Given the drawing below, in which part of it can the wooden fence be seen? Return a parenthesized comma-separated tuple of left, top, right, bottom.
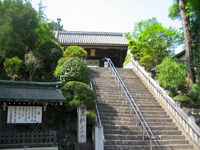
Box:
(0, 131, 57, 148)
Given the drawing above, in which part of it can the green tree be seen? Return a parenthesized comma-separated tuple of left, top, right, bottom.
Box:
(54, 57, 90, 85)
(38, 40, 62, 73)
(24, 51, 42, 81)
(37, 0, 47, 22)
(168, 0, 200, 88)
(156, 58, 186, 90)
(3, 56, 22, 81)
(123, 53, 131, 67)
(47, 21, 63, 31)
(36, 21, 54, 47)
(0, 0, 39, 59)
(128, 18, 182, 71)
(63, 46, 87, 59)
(188, 84, 200, 107)
(61, 81, 95, 111)
(173, 94, 190, 106)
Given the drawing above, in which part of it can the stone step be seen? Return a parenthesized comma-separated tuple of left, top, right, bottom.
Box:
(104, 139, 189, 146)
(94, 86, 148, 91)
(101, 116, 134, 121)
(99, 108, 166, 114)
(95, 93, 154, 97)
(96, 96, 156, 101)
(103, 124, 178, 131)
(101, 120, 175, 126)
(92, 82, 145, 86)
(98, 106, 164, 112)
(104, 134, 151, 140)
(99, 111, 167, 118)
(160, 135, 186, 140)
(94, 87, 150, 92)
(97, 101, 160, 106)
(104, 144, 193, 150)
(99, 112, 132, 117)
(104, 129, 182, 135)
(100, 114, 169, 119)
(101, 120, 175, 127)
(98, 103, 161, 108)
(101, 117, 173, 123)
(104, 134, 183, 141)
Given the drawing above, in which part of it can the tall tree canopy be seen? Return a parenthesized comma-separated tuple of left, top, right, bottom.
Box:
(47, 21, 64, 31)
(0, 0, 39, 59)
(127, 18, 182, 71)
(169, 0, 200, 88)
(0, 0, 63, 81)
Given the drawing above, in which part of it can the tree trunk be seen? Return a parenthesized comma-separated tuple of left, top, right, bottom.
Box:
(179, 0, 195, 89)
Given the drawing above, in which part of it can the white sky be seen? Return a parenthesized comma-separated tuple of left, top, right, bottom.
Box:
(31, 0, 184, 53)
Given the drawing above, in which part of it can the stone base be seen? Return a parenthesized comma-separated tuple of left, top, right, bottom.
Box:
(74, 143, 92, 150)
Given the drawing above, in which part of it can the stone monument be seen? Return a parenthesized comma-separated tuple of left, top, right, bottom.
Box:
(77, 104, 86, 143)
(75, 104, 91, 150)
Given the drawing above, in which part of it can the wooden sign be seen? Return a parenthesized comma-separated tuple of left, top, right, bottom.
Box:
(7, 106, 42, 124)
(90, 49, 95, 56)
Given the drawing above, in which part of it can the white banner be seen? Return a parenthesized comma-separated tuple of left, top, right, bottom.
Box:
(7, 106, 42, 124)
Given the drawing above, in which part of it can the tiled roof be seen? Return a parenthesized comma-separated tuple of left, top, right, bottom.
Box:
(0, 80, 66, 103)
(55, 31, 129, 46)
(172, 50, 185, 59)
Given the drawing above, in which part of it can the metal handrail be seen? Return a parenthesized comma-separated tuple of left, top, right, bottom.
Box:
(106, 58, 156, 143)
(90, 81, 102, 127)
(90, 81, 105, 143)
(130, 58, 200, 145)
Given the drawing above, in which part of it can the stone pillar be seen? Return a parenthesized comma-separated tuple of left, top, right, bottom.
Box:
(189, 116, 195, 124)
(131, 56, 134, 68)
(75, 104, 91, 150)
(77, 104, 87, 143)
(94, 125, 104, 150)
(175, 101, 181, 108)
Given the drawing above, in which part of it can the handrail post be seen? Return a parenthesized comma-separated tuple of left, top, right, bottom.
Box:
(142, 127, 144, 140)
(130, 104, 132, 115)
(150, 138, 152, 150)
(125, 97, 127, 105)
(135, 114, 138, 126)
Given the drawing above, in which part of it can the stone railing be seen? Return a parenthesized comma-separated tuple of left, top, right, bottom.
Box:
(129, 57, 200, 146)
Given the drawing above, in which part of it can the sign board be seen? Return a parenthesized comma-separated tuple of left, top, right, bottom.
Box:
(90, 49, 95, 56)
(7, 106, 42, 124)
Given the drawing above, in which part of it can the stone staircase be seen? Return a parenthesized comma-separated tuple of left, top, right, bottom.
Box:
(90, 67, 195, 150)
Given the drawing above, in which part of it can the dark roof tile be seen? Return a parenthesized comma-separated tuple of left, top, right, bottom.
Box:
(54, 31, 129, 46)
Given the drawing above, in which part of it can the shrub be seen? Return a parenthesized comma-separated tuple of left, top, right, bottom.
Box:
(140, 55, 154, 72)
(57, 57, 70, 66)
(61, 81, 96, 111)
(173, 94, 190, 106)
(86, 109, 95, 136)
(155, 58, 186, 90)
(24, 51, 42, 81)
(4, 56, 22, 81)
(63, 46, 87, 59)
(54, 57, 90, 85)
(188, 84, 200, 107)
